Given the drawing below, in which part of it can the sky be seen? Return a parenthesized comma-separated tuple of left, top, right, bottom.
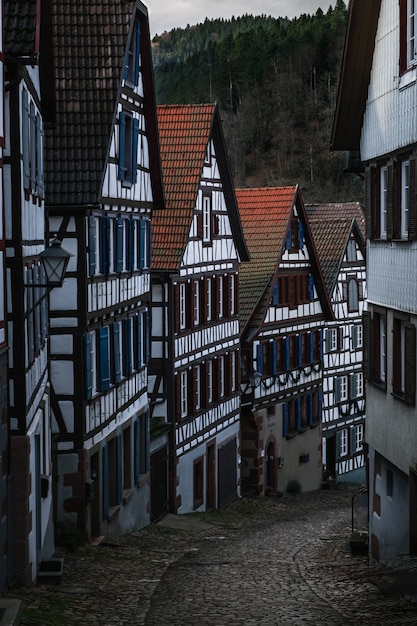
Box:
(147, 1, 335, 37)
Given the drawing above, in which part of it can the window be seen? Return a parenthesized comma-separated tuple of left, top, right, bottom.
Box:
(194, 365, 201, 411)
(351, 324, 363, 350)
(346, 239, 357, 262)
(334, 376, 348, 403)
(22, 89, 44, 199)
(193, 280, 200, 326)
(218, 356, 225, 398)
(392, 317, 416, 404)
(203, 195, 211, 242)
(347, 278, 359, 312)
(355, 423, 364, 452)
(180, 370, 188, 418)
(401, 159, 410, 239)
(230, 352, 237, 392)
(179, 283, 186, 330)
(98, 327, 111, 392)
(325, 328, 338, 352)
(339, 429, 348, 457)
(218, 276, 224, 319)
(123, 19, 141, 86)
(379, 165, 388, 239)
(230, 274, 236, 316)
(207, 360, 213, 404)
(118, 111, 139, 186)
(350, 372, 363, 399)
(206, 278, 212, 322)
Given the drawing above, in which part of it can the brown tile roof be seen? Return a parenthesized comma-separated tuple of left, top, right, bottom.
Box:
(4, 0, 37, 58)
(153, 103, 249, 271)
(236, 186, 297, 332)
(45, 0, 163, 208)
(306, 202, 366, 296)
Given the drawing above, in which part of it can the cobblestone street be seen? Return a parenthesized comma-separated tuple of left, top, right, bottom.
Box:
(8, 485, 417, 625)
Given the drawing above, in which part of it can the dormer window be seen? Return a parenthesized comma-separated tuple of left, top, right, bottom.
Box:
(118, 111, 139, 186)
(123, 19, 141, 86)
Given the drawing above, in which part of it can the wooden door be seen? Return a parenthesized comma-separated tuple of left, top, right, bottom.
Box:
(151, 446, 168, 522)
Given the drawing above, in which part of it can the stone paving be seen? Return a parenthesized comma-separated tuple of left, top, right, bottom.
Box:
(8, 484, 417, 625)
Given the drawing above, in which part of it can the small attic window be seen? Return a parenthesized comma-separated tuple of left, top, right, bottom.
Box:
(123, 19, 141, 86)
(118, 111, 139, 186)
(347, 239, 356, 262)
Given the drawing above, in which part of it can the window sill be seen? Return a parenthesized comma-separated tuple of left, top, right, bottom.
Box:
(399, 67, 417, 90)
(122, 488, 134, 505)
(108, 505, 120, 521)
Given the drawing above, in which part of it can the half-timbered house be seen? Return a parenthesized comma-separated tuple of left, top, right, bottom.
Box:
(149, 103, 249, 517)
(306, 203, 366, 484)
(4, 0, 55, 585)
(236, 186, 332, 496)
(332, 0, 417, 561)
(45, 0, 164, 543)
(0, 0, 7, 595)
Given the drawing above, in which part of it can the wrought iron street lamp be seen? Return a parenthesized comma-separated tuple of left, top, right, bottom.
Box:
(25, 237, 72, 289)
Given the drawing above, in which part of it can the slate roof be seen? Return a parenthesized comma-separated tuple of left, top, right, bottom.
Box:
(236, 186, 297, 333)
(4, 0, 38, 58)
(45, 0, 163, 208)
(306, 203, 366, 297)
(153, 103, 249, 271)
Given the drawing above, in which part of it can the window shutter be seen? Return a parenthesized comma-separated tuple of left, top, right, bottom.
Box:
(146, 219, 152, 268)
(336, 430, 342, 460)
(144, 309, 150, 365)
(88, 216, 96, 276)
(29, 101, 36, 191)
(101, 215, 110, 274)
(349, 373, 355, 400)
(282, 403, 289, 437)
(386, 162, 394, 240)
(318, 388, 323, 421)
(296, 334, 302, 368)
(197, 213, 203, 238)
(102, 443, 109, 520)
(272, 280, 279, 305)
(131, 118, 139, 184)
(116, 433, 122, 504)
(405, 322, 416, 406)
(116, 217, 124, 272)
(298, 220, 304, 248)
(270, 340, 277, 376)
(99, 327, 110, 391)
(409, 155, 417, 240)
(350, 426, 356, 455)
(134, 20, 141, 84)
(118, 112, 126, 181)
(36, 113, 44, 198)
(211, 212, 219, 236)
(113, 322, 121, 383)
(283, 337, 290, 371)
(319, 329, 324, 361)
(137, 313, 143, 368)
(295, 398, 302, 431)
(127, 219, 134, 271)
(84, 332, 93, 400)
(365, 165, 377, 240)
(256, 343, 263, 374)
(139, 218, 146, 269)
(175, 373, 181, 421)
(308, 274, 314, 300)
(334, 377, 341, 404)
(124, 317, 133, 375)
(134, 419, 140, 484)
(362, 310, 371, 381)
(22, 90, 30, 189)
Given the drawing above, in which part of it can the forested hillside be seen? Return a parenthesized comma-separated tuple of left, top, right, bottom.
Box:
(152, 1, 363, 204)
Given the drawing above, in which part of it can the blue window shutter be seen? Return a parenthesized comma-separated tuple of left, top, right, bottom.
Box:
(283, 403, 289, 437)
(284, 337, 290, 371)
(308, 274, 314, 300)
(118, 112, 126, 181)
(116, 217, 124, 272)
(144, 309, 150, 364)
(296, 334, 302, 368)
(127, 219, 134, 271)
(88, 216, 96, 276)
(99, 327, 110, 391)
(102, 443, 109, 520)
(113, 322, 121, 383)
(308, 331, 314, 363)
(285, 228, 291, 250)
(146, 219, 152, 268)
(270, 340, 277, 375)
(134, 419, 140, 484)
(101, 215, 109, 274)
(295, 398, 302, 431)
(84, 332, 93, 400)
(116, 433, 122, 505)
(307, 394, 313, 426)
(139, 219, 146, 269)
(132, 118, 139, 184)
(29, 101, 36, 191)
(272, 280, 279, 305)
(124, 317, 133, 375)
(256, 343, 263, 374)
(134, 20, 141, 84)
(137, 313, 142, 368)
(298, 220, 304, 248)
(144, 411, 149, 472)
(22, 90, 30, 189)
(36, 113, 44, 198)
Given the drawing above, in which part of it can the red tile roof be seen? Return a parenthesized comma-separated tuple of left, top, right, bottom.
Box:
(236, 186, 297, 331)
(152, 104, 216, 271)
(306, 203, 365, 296)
